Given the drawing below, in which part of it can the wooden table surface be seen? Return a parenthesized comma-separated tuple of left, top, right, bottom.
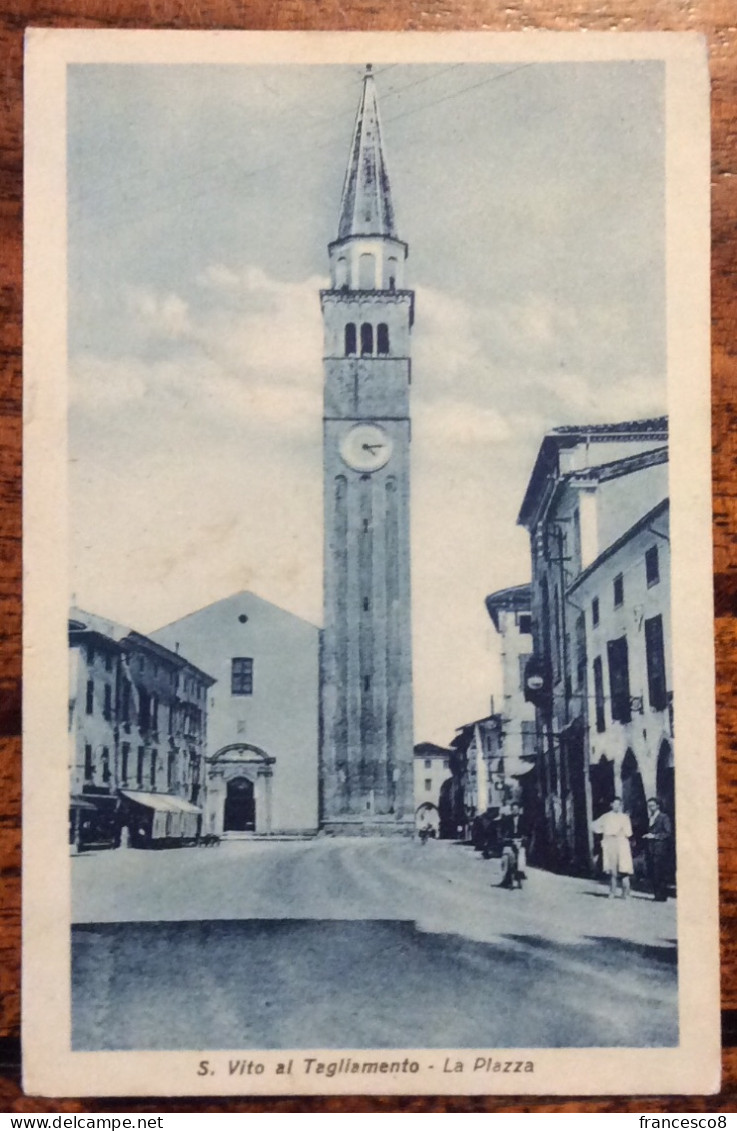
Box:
(1, 0, 735, 1113)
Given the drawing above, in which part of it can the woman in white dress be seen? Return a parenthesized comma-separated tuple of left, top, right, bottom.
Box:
(592, 796, 634, 898)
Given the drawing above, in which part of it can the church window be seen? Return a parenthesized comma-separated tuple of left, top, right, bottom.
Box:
(360, 322, 373, 355)
(344, 322, 357, 356)
(377, 323, 389, 355)
(385, 256, 398, 289)
(336, 256, 348, 289)
(358, 253, 375, 289)
(231, 657, 254, 696)
(363, 597, 370, 611)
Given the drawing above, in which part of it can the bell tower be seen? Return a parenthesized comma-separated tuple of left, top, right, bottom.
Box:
(319, 66, 414, 834)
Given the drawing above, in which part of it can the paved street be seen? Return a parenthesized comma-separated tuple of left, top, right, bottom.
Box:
(72, 837, 677, 1050)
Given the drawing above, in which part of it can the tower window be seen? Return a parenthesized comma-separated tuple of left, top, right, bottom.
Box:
(363, 597, 370, 611)
(345, 322, 357, 356)
(385, 256, 398, 290)
(232, 657, 254, 696)
(377, 323, 389, 355)
(360, 322, 373, 356)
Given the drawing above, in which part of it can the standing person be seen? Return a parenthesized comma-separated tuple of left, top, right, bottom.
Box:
(642, 797, 673, 901)
(498, 803, 527, 887)
(592, 797, 634, 898)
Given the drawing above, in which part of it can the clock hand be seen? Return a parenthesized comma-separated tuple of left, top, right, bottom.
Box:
(362, 443, 384, 454)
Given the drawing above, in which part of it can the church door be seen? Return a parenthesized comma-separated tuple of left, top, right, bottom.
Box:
(224, 776, 256, 832)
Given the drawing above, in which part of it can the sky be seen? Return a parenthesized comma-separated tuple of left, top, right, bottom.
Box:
(67, 59, 667, 744)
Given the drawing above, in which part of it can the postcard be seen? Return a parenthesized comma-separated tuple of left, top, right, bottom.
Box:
(22, 29, 719, 1096)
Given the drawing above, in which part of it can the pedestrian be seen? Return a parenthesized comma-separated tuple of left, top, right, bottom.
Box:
(497, 803, 527, 886)
(592, 797, 634, 898)
(642, 797, 673, 901)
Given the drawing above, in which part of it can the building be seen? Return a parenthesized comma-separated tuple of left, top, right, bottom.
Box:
(517, 417, 669, 873)
(413, 742, 452, 834)
(485, 584, 539, 840)
(444, 715, 504, 841)
(568, 499, 673, 856)
(69, 608, 214, 850)
(150, 590, 320, 837)
(319, 65, 414, 834)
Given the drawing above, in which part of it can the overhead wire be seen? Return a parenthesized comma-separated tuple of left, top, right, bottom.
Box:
(68, 62, 534, 234)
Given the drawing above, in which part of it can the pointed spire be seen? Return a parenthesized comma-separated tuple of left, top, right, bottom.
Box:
(337, 65, 397, 240)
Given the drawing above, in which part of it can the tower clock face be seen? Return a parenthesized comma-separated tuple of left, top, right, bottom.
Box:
(339, 424, 393, 473)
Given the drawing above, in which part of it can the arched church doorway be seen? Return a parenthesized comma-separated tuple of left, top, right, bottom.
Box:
(224, 776, 256, 833)
(621, 748, 648, 838)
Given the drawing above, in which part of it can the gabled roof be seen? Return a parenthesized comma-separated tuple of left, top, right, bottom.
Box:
(414, 741, 453, 759)
(517, 417, 668, 530)
(567, 498, 670, 596)
(337, 66, 397, 240)
(485, 584, 531, 631)
(69, 606, 215, 685)
(151, 589, 320, 634)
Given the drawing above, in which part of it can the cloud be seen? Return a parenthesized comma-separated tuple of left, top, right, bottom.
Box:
(416, 396, 512, 448)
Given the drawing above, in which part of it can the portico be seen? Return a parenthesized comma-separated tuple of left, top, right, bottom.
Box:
(206, 743, 275, 837)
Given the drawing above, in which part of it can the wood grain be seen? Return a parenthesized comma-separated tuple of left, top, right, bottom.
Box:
(1, 0, 735, 1111)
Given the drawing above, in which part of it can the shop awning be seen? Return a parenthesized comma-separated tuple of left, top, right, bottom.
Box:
(120, 790, 202, 815)
(70, 795, 100, 811)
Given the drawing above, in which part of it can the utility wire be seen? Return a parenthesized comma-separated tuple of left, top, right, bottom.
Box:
(69, 63, 533, 235)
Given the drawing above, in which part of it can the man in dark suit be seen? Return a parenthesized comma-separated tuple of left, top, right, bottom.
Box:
(643, 797, 673, 901)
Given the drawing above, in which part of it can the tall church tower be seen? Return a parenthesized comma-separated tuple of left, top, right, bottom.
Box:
(319, 66, 414, 834)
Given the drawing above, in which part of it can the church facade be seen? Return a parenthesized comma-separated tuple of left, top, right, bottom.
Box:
(151, 591, 320, 838)
(319, 67, 415, 834)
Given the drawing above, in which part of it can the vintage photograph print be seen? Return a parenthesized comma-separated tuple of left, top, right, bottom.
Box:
(23, 31, 718, 1096)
